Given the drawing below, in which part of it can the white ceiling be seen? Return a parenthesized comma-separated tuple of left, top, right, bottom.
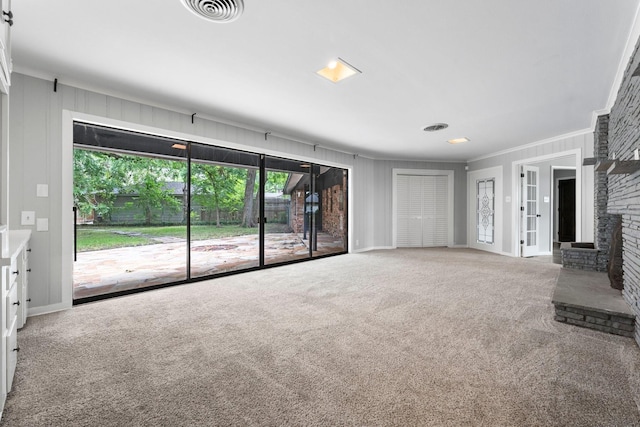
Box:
(10, 0, 640, 161)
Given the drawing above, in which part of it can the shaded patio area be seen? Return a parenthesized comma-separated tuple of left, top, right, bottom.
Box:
(73, 232, 346, 299)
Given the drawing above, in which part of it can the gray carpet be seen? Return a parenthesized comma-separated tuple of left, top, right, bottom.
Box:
(2, 248, 640, 426)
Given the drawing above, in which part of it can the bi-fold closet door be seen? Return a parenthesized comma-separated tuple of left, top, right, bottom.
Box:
(396, 174, 449, 247)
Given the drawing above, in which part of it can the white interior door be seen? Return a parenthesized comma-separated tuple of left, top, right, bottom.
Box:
(397, 175, 421, 247)
(522, 165, 540, 256)
(396, 175, 448, 247)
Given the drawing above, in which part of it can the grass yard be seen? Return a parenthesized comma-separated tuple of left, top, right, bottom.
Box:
(77, 224, 260, 252)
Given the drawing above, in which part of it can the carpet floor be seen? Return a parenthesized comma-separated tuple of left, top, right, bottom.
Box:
(2, 248, 639, 426)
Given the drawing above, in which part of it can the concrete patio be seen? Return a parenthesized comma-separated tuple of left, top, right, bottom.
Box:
(73, 232, 345, 299)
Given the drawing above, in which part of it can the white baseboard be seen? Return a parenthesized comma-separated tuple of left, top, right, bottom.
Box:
(353, 246, 394, 253)
(450, 244, 468, 249)
(28, 301, 72, 317)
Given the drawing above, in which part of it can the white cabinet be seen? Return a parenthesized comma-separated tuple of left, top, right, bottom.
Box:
(0, 0, 11, 94)
(0, 229, 30, 414)
(16, 243, 29, 329)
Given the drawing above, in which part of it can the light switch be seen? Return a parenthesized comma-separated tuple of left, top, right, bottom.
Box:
(21, 211, 35, 226)
(505, 196, 511, 203)
(543, 196, 550, 203)
(37, 218, 49, 232)
(37, 184, 49, 197)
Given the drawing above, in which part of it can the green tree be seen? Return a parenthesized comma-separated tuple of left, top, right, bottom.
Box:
(125, 157, 184, 225)
(265, 171, 289, 193)
(73, 149, 128, 221)
(191, 164, 243, 227)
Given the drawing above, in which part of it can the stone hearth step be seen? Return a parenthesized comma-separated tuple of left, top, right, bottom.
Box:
(552, 268, 635, 337)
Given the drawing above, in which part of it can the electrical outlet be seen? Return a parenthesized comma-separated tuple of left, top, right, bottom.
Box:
(21, 211, 35, 226)
(356, 239, 359, 246)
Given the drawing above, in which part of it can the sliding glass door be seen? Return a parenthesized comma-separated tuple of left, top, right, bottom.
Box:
(72, 122, 348, 302)
(264, 157, 311, 265)
(73, 125, 188, 299)
(189, 143, 260, 278)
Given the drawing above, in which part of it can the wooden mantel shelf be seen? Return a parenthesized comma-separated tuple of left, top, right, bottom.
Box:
(582, 157, 597, 166)
(595, 159, 615, 171)
(607, 159, 640, 175)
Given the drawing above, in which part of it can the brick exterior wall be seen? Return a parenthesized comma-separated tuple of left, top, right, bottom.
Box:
(321, 177, 347, 239)
(289, 190, 305, 233)
(607, 38, 640, 345)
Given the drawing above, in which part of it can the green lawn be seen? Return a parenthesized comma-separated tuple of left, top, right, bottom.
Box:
(77, 224, 259, 252)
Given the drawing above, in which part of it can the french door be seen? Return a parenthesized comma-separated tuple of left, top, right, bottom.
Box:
(522, 165, 540, 257)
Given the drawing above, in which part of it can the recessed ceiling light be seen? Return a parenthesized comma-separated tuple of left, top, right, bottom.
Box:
(423, 123, 449, 132)
(447, 137, 470, 144)
(317, 58, 361, 83)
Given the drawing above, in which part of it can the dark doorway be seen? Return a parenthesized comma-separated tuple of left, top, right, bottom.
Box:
(557, 178, 576, 242)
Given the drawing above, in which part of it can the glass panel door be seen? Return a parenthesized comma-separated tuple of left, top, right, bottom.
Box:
(73, 124, 188, 299)
(264, 157, 311, 265)
(476, 178, 495, 244)
(522, 165, 540, 257)
(314, 165, 349, 255)
(189, 143, 260, 278)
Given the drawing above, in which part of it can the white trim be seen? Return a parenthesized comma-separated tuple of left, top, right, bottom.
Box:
(606, 1, 640, 110)
(450, 244, 469, 249)
(467, 166, 503, 255)
(61, 110, 74, 310)
(392, 168, 455, 248)
(468, 128, 592, 163)
(511, 149, 582, 257)
(352, 246, 394, 253)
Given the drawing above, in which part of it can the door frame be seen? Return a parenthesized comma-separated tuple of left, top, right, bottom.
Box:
(61, 110, 353, 311)
(392, 168, 454, 248)
(511, 149, 582, 257)
(552, 167, 576, 244)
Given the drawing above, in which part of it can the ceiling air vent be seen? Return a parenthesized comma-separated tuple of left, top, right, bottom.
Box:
(423, 123, 449, 132)
(182, 0, 245, 23)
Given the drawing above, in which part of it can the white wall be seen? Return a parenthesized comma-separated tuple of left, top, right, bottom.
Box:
(9, 73, 376, 314)
(468, 132, 594, 256)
